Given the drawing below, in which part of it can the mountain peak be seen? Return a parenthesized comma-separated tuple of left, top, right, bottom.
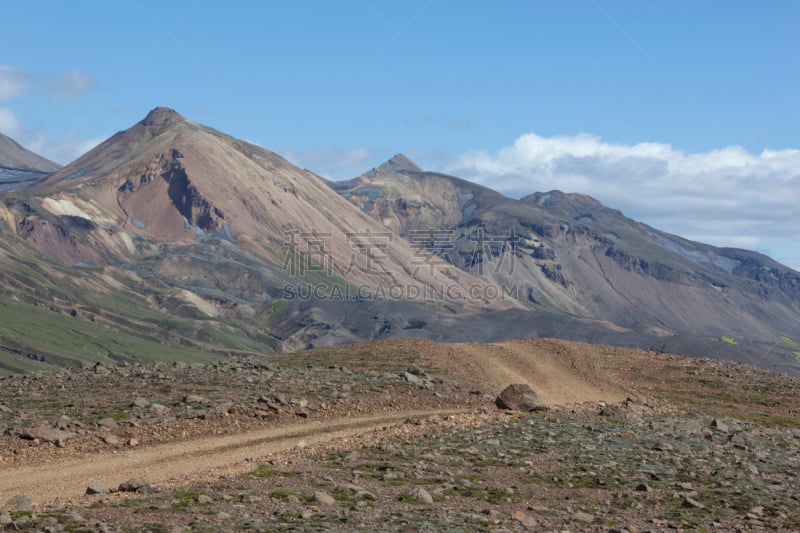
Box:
(380, 153, 422, 173)
(140, 107, 185, 127)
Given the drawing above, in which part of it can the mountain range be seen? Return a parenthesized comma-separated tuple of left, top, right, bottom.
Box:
(0, 132, 60, 193)
(1, 108, 798, 375)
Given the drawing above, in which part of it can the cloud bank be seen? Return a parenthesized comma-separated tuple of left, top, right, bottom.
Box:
(0, 66, 100, 164)
(443, 133, 800, 270)
(0, 65, 96, 101)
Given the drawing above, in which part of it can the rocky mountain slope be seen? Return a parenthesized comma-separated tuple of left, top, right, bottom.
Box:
(333, 155, 800, 371)
(0, 109, 799, 375)
(0, 133, 60, 192)
(19, 108, 501, 306)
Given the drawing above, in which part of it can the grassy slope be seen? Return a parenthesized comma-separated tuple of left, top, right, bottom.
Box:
(0, 233, 280, 375)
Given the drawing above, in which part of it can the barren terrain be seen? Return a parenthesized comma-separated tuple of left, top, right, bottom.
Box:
(1, 338, 799, 531)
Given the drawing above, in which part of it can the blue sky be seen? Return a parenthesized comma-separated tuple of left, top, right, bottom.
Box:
(1, 1, 799, 269)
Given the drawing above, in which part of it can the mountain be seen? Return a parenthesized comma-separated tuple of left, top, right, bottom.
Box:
(0, 133, 60, 192)
(332, 155, 800, 372)
(2, 110, 799, 376)
(0, 108, 538, 373)
(22, 108, 505, 307)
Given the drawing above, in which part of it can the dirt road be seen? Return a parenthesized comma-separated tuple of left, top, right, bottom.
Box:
(423, 339, 629, 405)
(0, 408, 468, 506)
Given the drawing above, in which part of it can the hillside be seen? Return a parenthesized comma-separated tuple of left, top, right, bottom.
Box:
(332, 156, 800, 372)
(0, 133, 60, 192)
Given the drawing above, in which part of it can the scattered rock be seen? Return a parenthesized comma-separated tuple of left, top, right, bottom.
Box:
(150, 403, 169, 415)
(59, 510, 86, 525)
(313, 491, 336, 505)
(412, 486, 434, 504)
(118, 478, 148, 492)
(406, 365, 427, 377)
(711, 418, 730, 433)
(18, 425, 76, 445)
(102, 434, 121, 446)
(573, 511, 595, 523)
(184, 394, 205, 404)
(132, 397, 149, 408)
(97, 418, 119, 429)
(86, 482, 109, 495)
(495, 384, 546, 412)
(401, 371, 426, 386)
(682, 496, 706, 509)
(6, 495, 31, 512)
(197, 494, 213, 504)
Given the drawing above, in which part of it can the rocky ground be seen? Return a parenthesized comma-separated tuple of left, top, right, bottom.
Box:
(1, 338, 799, 532)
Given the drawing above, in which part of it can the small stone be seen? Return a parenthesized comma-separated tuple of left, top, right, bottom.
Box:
(86, 482, 109, 495)
(301, 508, 314, 519)
(102, 434, 121, 446)
(59, 510, 86, 526)
(511, 510, 526, 521)
(97, 418, 118, 429)
(401, 371, 426, 386)
(128, 438, 139, 447)
(682, 497, 705, 509)
(216, 511, 231, 521)
(412, 486, 434, 505)
(355, 490, 376, 500)
(136, 484, 157, 494)
(132, 397, 149, 408)
(150, 403, 169, 415)
(0, 511, 13, 526)
(184, 394, 205, 404)
(197, 494, 213, 504)
(572, 511, 594, 523)
(7, 495, 31, 512)
(635, 483, 651, 492)
(18, 425, 76, 445)
(313, 491, 336, 505)
(406, 364, 426, 377)
(711, 418, 729, 433)
(118, 478, 148, 492)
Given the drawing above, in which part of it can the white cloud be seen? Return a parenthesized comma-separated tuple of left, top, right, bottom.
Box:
(0, 65, 96, 101)
(49, 71, 96, 100)
(0, 107, 21, 137)
(280, 145, 376, 180)
(444, 132, 800, 269)
(0, 66, 30, 100)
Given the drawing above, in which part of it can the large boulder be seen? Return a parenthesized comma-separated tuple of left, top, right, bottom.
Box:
(495, 384, 547, 412)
